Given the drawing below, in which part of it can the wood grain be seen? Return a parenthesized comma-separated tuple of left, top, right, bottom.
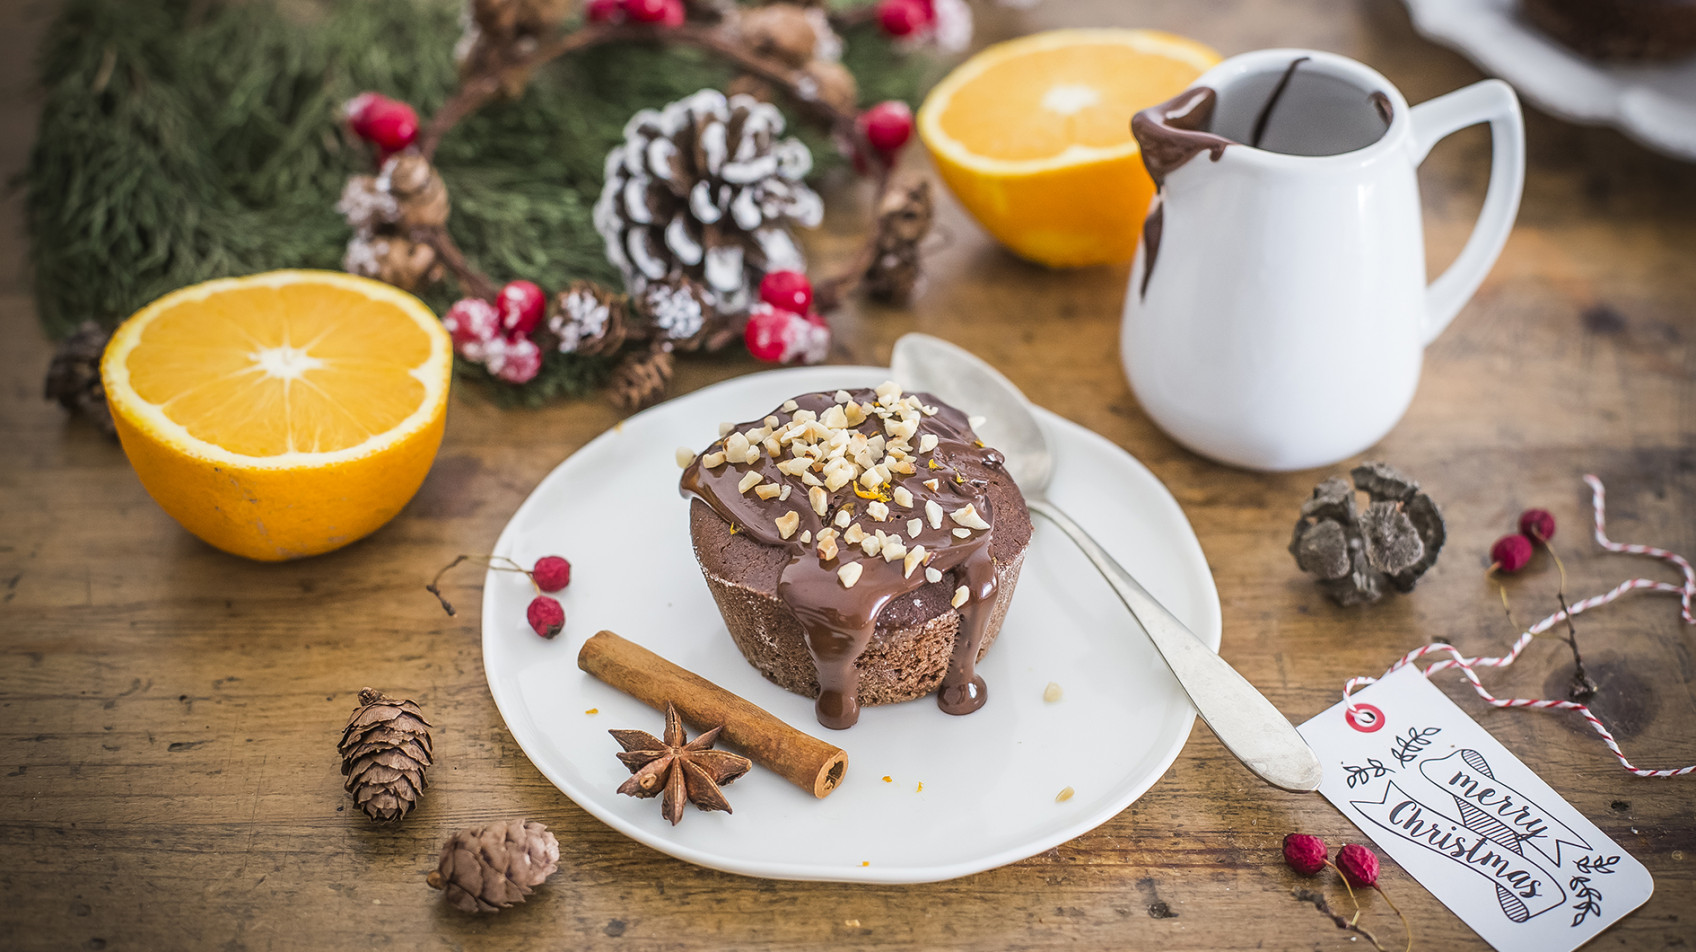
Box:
(3, 2, 1693, 949)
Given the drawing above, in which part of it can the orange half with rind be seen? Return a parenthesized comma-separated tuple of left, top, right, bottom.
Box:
(918, 29, 1220, 268)
(101, 270, 453, 561)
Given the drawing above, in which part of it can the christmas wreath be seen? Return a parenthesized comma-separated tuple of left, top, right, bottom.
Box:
(29, 0, 988, 416)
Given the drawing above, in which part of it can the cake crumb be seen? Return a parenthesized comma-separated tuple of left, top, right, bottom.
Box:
(844, 919, 861, 928)
(1044, 682, 1063, 703)
(1056, 786, 1075, 803)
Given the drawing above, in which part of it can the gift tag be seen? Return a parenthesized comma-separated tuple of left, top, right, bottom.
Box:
(1298, 666, 1653, 952)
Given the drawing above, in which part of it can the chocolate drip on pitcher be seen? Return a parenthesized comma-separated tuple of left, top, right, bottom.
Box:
(1130, 87, 1233, 298)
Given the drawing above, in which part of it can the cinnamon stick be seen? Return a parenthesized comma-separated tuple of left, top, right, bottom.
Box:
(577, 630, 848, 798)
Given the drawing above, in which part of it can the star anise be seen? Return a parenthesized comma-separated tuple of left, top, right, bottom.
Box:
(609, 703, 751, 825)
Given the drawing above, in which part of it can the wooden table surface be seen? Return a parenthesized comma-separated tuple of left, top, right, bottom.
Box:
(4, 1, 1694, 949)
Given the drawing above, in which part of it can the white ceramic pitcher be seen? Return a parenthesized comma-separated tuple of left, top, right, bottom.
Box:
(1120, 49, 1524, 471)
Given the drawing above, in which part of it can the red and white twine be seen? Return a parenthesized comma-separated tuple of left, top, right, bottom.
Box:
(1344, 475, 1696, 778)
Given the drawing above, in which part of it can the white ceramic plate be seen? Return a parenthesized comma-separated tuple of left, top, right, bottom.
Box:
(481, 366, 1221, 883)
(1403, 0, 1696, 160)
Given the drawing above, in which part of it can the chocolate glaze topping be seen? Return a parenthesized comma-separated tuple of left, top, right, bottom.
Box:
(680, 387, 1009, 730)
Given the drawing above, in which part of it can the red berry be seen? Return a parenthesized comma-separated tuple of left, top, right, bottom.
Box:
(1282, 833, 1327, 876)
(1336, 843, 1380, 888)
(876, 0, 932, 37)
(585, 0, 623, 22)
(1519, 508, 1556, 543)
(532, 555, 571, 592)
(497, 280, 547, 337)
(527, 595, 565, 639)
(758, 270, 813, 314)
(1490, 534, 1533, 573)
(745, 304, 830, 365)
(442, 298, 501, 355)
(345, 93, 418, 153)
(626, 0, 683, 25)
(490, 336, 543, 384)
(859, 100, 915, 154)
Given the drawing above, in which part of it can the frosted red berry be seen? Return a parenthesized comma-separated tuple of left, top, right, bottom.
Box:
(745, 303, 830, 365)
(497, 280, 547, 337)
(626, 0, 683, 25)
(1336, 843, 1380, 887)
(859, 100, 915, 154)
(758, 270, 813, 314)
(1519, 508, 1556, 543)
(345, 93, 418, 153)
(585, 0, 623, 22)
(491, 336, 543, 385)
(1490, 534, 1533, 573)
(1282, 833, 1327, 876)
(532, 556, 571, 592)
(442, 298, 501, 354)
(527, 595, 565, 639)
(876, 0, 932, 37)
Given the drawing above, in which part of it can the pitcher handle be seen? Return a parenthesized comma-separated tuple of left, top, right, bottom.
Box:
(1408, 79, 1525, 345)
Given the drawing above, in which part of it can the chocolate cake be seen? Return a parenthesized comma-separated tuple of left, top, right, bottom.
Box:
(1521, 0, 1696, 61)
(679, 383, 1031, 730)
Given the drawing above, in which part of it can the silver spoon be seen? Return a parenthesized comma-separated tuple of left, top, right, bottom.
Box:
(891, 333, 1323, 793)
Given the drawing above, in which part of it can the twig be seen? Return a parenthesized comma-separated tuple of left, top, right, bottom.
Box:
(415, 228, 500, 301)
(1293, 889, 1385, 952)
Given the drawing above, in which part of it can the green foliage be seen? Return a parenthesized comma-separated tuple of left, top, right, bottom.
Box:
(25, 0, 938, 399)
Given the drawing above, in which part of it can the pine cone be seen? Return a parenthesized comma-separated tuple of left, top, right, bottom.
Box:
(738, 3, 818, 67)
(339, 687, 433, 823)
(797, 59, 858, 114)
(547, 281, 629, 356)
(608, 346, 675, 412)
(44, 321, 116, 437)
(426, 818, 559, 914)
(593, 89, 822, 319)
(344, 235, 442, 292)
(635, 274, 738, 351)
(1289, 462, 1446, 606)
(863, 177, 933, 303)
(456, 0, 573, 98)
(381, 154, 451, 230)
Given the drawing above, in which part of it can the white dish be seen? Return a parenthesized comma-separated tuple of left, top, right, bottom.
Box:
(1403, 0, 1696, 160)
(480, 365, 1221, 883)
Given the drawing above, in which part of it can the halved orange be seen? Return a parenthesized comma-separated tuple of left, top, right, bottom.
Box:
(101, 270, 453, 561)
(918, 29, 1220, 268)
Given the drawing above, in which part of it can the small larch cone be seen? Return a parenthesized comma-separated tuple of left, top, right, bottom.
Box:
(427, 818, 560, 914)
(339, 687, 433, 822)
(608, 346, 675, 412)
(44, 320, 116, 437)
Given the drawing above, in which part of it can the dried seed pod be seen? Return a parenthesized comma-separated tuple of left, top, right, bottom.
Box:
(1289, 462, 1445, 606)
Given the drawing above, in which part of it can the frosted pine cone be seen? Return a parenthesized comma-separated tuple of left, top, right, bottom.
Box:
(593, 89, 822, 319)
(547, 281, 628, 356)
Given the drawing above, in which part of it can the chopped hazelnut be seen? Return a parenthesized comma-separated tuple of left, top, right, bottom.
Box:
(860, 535, 882, 557)
(918, 434, 939, 454)
(781, 399, 799, 413)
(719, 421, 735, 437)
(843, 402, 867, 426)
(907, 518, 923, 537)
(775, 510, 800, 539)
(925, 500, 944, 530)
(866, 500, 890, 522)
(903, 545, 927, 578)
(755, 483, 782, 500)
(953, 528, 972, 539)
(737, 471, 762, 494)
(892, 486, 914, 508)
(952, 586, 969, 608)
(676, 446, 696, 468)
(881, 539, 906, 563)
(949, 504, 991, 531)
(924, 567, 943, 584)
(838, 562, 863, 588)
(834, 389, 853, 403)
(843, 523, 866, 545)
(702, 452, 727, 469)
(800, 529, 812, 544)
(924, 478, 939, 491)
(834, 508, 853, 528)
(1043, 682, 1063, 703)
(809, 486, 828, 517)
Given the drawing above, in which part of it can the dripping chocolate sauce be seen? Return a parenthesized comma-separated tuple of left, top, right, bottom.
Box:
(680, 389, 1004, 730)
(1130, 59, 1395, 299)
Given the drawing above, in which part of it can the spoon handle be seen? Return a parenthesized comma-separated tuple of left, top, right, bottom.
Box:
(1027, 499, 1323, 793)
